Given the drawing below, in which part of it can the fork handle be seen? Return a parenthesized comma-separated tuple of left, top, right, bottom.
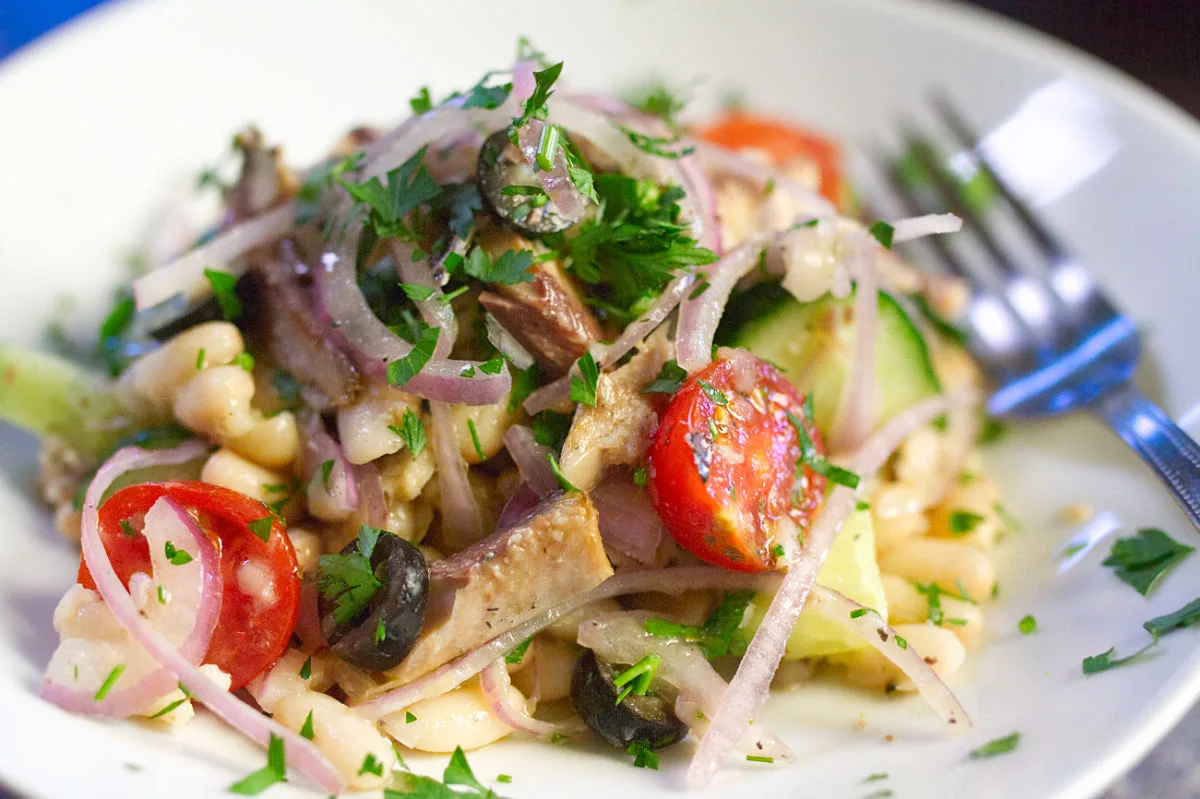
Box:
(1093, 383, 1200, 531)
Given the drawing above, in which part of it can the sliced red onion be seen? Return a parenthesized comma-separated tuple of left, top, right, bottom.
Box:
(807, 586, 971, 729)
(299, 414, 358, 521)
(354, 567, 765, 719)
(429, 400, 485, 550)
(517, 120, 588, 220)
(677, 151, 722, 254)
(590, 471, 664, 564)
(42, 491, 222, 717)
(359, 101, 515, 184)
(827, 236, 880, 454)
(391, 241, 457, 359)
(314, 247, 510, 405)
(685, 392, 959, 789)
(561, 92, 633, 116)
(521, 374, 572, 415)
(676, 232, 771, 372)
(511, 60, 537, 106)
(502, 425, 559, 498)
(577, 612, 793, 761)
(78, 444, 344, 793)
(891, 213, 963, 243)
(133, 202, 294, 311)
(496, 483, 541, 530)
(479, 660, 587, 738)
(351, 461, 388, 530)
(485, 314, 535, 371)
(601, 271, 694, 369)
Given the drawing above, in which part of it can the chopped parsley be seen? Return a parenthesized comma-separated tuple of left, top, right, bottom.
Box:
(979, 415, 1008, 445)
(359, 753, 384, 777)
(994, 502, 1021, 532)
(467, 419, 486, 461)
(204, 269, 242, 321)
(625, 83, 689, 126)
(633, 466, 649, 487)
(496, 774, 513, 784)
(232, 352, 255, 372)
(409, 86, 433, 115)
(1018, 615, 1037, 634)
(771, 543, 785, 558)
(913, 581, 973, 626)
(626, 740, 659, 770)
(895, 635, 908, 650)
(318, 460, 335, 491)
(94, 664, 126, 701)
(157, 585, 167, 605)
(147, 694, 188, 719)
(299, 657, 312, 680)
(375, 617, 387, 645)
(617, 125, 694, 159)
(406, 711, 418, 724)
(745, 755, 774, 764)
(1102, 528, 1193, 596)
(119, 519, 136, 538)
(856, 500, 871, 511)
(195, 348, 206, 371)
(864, 773, 889, 782)
(338, 146, 441, 241)
(969, 732, 1021, 759)
(247, 516, 275, 543)
(480, 356, 506, 375)
(399, 283, 436, 302)
(512, 61, 563, 130)
(612, 654, 662, 705)
(642, 359, 688, 395)
(461, 247, 536, 285)
(505, 637, 533, 665)
(385, 746, 509, 798)
(299, 710, 315, 741)
(318, 526, 388, 625)
(1144, 596, 1200, 637)
(272, 370, 303, 410)
(644, 590, 755, 659)
(97, 290, 136, 376)
(949, 510, 985, 535)
(696, 379, 729, 406)
(546, 452, 578, 492)
(387, 408, 427, 457)
(532, 410, 572, 451)
(229, 732, 286, 795)
(569, 351, 600, 406)
(868, 221, 895, 249)
(786, 407, 861, 489)
(387, 325, 440, 388)
(849, 607, 874, 619)
(1082, 640, 1159, 675)
(163, 541, 193, 566)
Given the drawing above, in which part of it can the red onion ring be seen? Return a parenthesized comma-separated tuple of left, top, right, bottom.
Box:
(299, 414, 358, 520)
(589, 471, 664, 564)
(479, 660, 587, 738)
(79, 443, 344, 793)
(484, 314, 535, 371)
(807, 586, 972, 729)
(390, 241, 457, 359)
(684, 392, 963, 789)
(429, 400, 485, 550)
(41, 492, 222, 717)
(600, 271, 694, 370)
(353, 566, 765, 719)
(502, 425, 558, 499)
(677, 151, 722, 255)
(511, 60, 537, 106)
(351, 461, 388, 530)
(496, 483, 541, 530)
(314, 248, 511, 405)
(827, 238, 880, 454)
(521, 374, 572, 415)
(517, 119, 588, 220)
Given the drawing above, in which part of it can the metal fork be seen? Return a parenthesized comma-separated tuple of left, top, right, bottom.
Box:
(875, 95, 1200, 531)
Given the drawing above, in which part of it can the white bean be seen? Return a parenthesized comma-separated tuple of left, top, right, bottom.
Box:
(117, 322, 244, 416)
(287, 527, 323, 576)
(228, 412, 300, 470)
(200, 448, 286, 504)
(871, 482, 930, 551)
(173, 365, 258, 441)
(381, 681, 515, 753)
(452, 401, 519, 464)
(930, 475, 1002, 548)
(510, 635, 578, 704)
(881, 574, 927, 625)
(274, 692, 395, 790)
(878, 538, 996, 600)
(938, 596, 984, 649)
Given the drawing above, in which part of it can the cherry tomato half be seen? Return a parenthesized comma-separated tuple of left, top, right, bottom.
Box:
(647, 353, 826, 572)
(78, 481, 301, 689)
(698, 112, 846, 209)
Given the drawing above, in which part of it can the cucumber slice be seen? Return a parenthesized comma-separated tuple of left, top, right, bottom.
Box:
(0, 343, 133, 458)
(736, 509, 887, 658)
(724, 286, 940, 434)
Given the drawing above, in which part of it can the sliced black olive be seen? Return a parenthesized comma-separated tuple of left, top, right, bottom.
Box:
(570, 649, 687, 750)
(477, 129, 581, 236)
(318, 532, 429, 671)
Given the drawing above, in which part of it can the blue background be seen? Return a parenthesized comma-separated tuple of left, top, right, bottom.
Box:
(0, 0, 105, 58)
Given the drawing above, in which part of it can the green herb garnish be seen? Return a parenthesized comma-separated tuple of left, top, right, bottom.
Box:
(644, 590, 755, 659)
(204, 269, 242, 321)
(163, 541, 193, 566)
(318, 526, 388, 625)
(1102, 528, 1194, 597)
(247, 516, 274, 543)
(570, 351, 600, 407)
(387, 325, 440, 388)
(228, 733, 286, 795)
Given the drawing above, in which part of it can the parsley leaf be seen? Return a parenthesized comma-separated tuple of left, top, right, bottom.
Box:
(1144, 596, 1200, 637)
(94, 664, 125, 701)
(617, 125, 694, 159)
(359, 753, 384, 777)
(644, 590, 755, 659)
(625, 83, 689, 126)
(869, 221, 895, 249)
(467, 419, 486, 461)
(229, 733, 286, 795)
(388, 326, 440, 388)
(299, 657, 312, 680)
(513, 62, 564, 130)
(949, 510, 985, 535)
(163, 541, 193, 566)
(247, 516, 275, 543)
(627, 740, 659, 769)
(462, 248, 536, 285)
(1102, 528, 1194, 596)
(399, 283, 437, 302)
(388, 408, 427, 457)
(1082, 640, 1160, 675)
(299, 710, 315, 741)
(204, 269, 242, 321)
(696, 379, 729, 406)
(532, 410, 571, 451)
(570, 352, 600, 406)
(1018, 615, 1037, 634)
(410, 86, 434, 115)
(505, 638, 533, 665)
(969, 732, 1021, 759)
(339, 146, 442, 241)
(546, 452, 578, 492)
(642, 359, 688, 395)
(317, 526, 388, 625)
(786, 410, 861, 489)
(444, 746, 489, 793)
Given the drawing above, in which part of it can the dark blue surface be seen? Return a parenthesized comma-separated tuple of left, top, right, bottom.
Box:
(0, 0, 107, 59)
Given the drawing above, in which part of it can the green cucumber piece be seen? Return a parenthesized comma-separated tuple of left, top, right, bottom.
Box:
(725, 286, 940, 434)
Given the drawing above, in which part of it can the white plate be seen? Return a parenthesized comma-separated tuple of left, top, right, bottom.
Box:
(3, 1, 1200, 797)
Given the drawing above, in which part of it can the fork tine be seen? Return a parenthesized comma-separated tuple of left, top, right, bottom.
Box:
(931, 93, 1065, 260)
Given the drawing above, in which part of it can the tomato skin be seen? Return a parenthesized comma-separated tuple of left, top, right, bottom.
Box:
(698, 112, 845, 208)
(78, 481, 301, 689)
(647, 354, 826, 572)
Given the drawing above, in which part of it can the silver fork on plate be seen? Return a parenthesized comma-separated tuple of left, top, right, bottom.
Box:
(874, 95, 1200, 530)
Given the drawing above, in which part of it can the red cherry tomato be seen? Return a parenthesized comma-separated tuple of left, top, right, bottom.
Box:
(698, 112, 846, 209)
(78, 481, 301, 689)
(647, 353, 826, 572)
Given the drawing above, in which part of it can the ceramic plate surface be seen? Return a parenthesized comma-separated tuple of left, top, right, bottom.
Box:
(3, 1, 1200, 797)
